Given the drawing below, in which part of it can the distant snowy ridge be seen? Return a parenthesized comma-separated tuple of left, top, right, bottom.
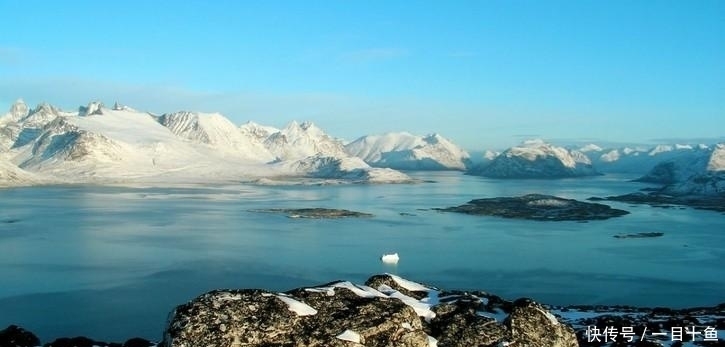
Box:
(345, 132, 471, 170)
(584, 143, 710, 174)
(0, 100, 412, 186)
(578, 144, 603, 153)
(468, 139, 599, 178)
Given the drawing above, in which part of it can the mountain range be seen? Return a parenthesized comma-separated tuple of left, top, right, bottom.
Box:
(1, 99, 723, 194)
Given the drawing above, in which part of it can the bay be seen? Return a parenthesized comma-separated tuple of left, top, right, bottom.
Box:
(0, 171, 723, 341)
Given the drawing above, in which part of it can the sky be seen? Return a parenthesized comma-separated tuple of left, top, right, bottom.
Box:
(0, 0, 723, 150)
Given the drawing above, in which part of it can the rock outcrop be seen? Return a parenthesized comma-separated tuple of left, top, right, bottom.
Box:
(162, 274, 578, 347)
(3, 274, 724, 347)
(0, 325, 40, 347)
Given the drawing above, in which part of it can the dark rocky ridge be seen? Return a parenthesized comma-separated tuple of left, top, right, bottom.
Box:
(437, 194, 630, 221)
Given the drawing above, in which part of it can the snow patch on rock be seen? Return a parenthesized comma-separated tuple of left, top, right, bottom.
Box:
(335, 329, 361, 343)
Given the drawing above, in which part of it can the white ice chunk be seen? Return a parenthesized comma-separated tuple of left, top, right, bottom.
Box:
(381, 253, 400, 264)
(336, 329, 361, 343)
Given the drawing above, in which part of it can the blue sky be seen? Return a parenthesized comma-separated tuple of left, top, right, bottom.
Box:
(1, 0, 723, 149)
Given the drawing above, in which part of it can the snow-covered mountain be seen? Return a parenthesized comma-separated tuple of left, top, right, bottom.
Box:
(264, 121, 348, 160)
(157, 111, 274, 162)
(0, 100, 412, 185)
(643, 144, 725, 196)
(468, 139, 600, 178)
(0, 101, 65, 151)
(271, 154, 412, 183)
(345, 132, 471, 170)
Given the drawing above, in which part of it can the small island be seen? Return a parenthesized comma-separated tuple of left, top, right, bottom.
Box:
(250, 208, 374, 219)
(613, 232, 664, 239)
(437, 194, 629, 221)
(592, 192, 725, 213)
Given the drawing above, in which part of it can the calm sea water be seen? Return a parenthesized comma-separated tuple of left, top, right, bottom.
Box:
(1, 172, 724, 341)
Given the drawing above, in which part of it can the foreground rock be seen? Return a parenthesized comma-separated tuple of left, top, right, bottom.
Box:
(437, 194, 629, 221)
(162, 274, 578, 347)
(3, 274, 724, 347)
(250, 208, 374, 218)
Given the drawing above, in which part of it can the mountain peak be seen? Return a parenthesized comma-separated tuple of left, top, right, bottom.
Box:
(11, 98, 27, 109)
(31, 102, 60, 116)
(79, 101, 104, 117)
(0, 98, 30, 124)
(9, 99, 29, 117)
(282, 120, 322, 137)
(300, 121, 315, 130)
(423, 133, 443, 144)
(521, 139, 547, 146)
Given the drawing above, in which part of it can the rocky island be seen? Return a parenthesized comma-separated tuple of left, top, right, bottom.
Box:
(436, 194, 629, 221)
(250, 208, 374, 218)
